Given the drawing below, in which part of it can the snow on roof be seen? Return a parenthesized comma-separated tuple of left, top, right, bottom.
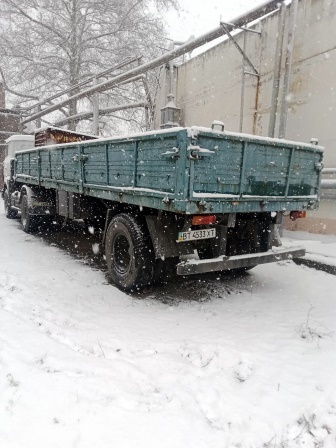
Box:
(6, 134, 35, 143)
(34, 126, 97, 138)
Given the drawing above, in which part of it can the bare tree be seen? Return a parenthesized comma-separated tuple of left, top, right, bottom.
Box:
(0, 0, 178, 132)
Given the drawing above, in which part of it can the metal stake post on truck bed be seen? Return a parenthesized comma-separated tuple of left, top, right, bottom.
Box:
(2, 125, 323, 291)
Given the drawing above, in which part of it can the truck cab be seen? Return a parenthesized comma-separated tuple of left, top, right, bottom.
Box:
(3, 135, 34, 188)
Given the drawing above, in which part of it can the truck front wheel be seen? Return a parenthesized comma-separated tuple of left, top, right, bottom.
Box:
(105, 214, 154, 291)
(20, 195, 37, 233)
(4, 190, 18, 219)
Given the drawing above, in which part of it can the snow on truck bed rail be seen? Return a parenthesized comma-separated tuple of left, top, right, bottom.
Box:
(188, 126, 324, 151)
(14, 126, 324, 153)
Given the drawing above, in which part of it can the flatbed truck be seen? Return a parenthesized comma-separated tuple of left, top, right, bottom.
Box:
(2, 125, 324, 290)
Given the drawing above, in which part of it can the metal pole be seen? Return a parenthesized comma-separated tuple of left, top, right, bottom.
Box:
(36, 103, 41, 129)
(145, 106, 150, 130)
(239, 28, 247, 132)
(268, 3, 286, 137)
(23, 57, 141, 113)
(0, 130, 18, 135)
(92, 78, 99, 135)
(169, 43, 175, 97)
(53, 102, 147, 126)
(21, 0, 284, 126)
(279, 0, 298, 139)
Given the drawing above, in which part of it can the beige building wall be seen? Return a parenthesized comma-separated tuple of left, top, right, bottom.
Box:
(154, 0, 336, 234)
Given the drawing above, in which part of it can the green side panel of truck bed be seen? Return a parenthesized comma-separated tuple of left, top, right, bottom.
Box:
(14, 127, 323, 215)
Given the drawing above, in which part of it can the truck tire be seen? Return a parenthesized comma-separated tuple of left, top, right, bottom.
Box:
(20, 195, 37, 233)
(105, 213, 154, 291)
(4, 190, 18, 219)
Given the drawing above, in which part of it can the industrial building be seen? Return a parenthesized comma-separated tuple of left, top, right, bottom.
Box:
(154, 0, 336, 233)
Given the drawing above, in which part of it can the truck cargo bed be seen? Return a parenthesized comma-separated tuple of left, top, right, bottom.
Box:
(15, 126, 323, 214)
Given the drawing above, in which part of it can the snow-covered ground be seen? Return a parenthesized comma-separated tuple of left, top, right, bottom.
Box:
(1, 202, 336, 448)
(284, 230, 336, 268)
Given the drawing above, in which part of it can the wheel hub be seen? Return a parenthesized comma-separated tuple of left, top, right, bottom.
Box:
(113, 233, 132, 274)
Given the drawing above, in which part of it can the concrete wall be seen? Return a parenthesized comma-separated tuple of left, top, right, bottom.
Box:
(156, 0, 336, 166)
(154, 0, 336, 234)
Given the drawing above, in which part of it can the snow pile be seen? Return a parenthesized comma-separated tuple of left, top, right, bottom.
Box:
(0, 204, 336, 447)
(284, 230, 336, 268)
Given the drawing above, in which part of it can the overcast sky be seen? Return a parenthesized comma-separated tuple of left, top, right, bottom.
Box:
(166, 0, 267, 41)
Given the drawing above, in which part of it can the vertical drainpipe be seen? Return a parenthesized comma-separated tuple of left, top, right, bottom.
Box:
(278, 0, 299, 139)
(268, 3, 286, 137)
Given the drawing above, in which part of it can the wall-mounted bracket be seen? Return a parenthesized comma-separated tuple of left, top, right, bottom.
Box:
(221, 21, 261, 35)
(220, 22, 259, 76)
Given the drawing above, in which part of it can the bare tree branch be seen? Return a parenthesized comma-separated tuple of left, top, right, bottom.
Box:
(0, 66, 38, 99)
(0, 0, 178, 133)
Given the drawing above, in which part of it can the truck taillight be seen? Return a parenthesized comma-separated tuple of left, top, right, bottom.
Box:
(192, 215, 216, 226)
(290, 211, 306, 221)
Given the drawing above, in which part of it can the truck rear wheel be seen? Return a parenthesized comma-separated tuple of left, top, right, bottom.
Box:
(4, 190, 18, 219)
(105, 213, 154, 291)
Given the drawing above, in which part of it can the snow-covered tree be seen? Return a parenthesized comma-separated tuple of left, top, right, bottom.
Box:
(0, 0, 178, 132)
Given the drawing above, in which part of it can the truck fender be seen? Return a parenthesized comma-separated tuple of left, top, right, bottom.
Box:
(19, 185, 56, 217)
(19, 185, 36, 205)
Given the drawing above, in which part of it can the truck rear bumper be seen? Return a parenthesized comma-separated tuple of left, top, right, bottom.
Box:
(176, 246, 305, 276)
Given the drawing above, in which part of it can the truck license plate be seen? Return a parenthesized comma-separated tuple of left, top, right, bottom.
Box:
(178, 228, 216, 242)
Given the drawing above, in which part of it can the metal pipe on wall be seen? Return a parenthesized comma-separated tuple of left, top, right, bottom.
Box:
(23, 57, 142, 114)
(321, 179, 336, 189)
(268, 3, 286, 137)
(278, 0, 298, 139)
(21, 0, 284, 126)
